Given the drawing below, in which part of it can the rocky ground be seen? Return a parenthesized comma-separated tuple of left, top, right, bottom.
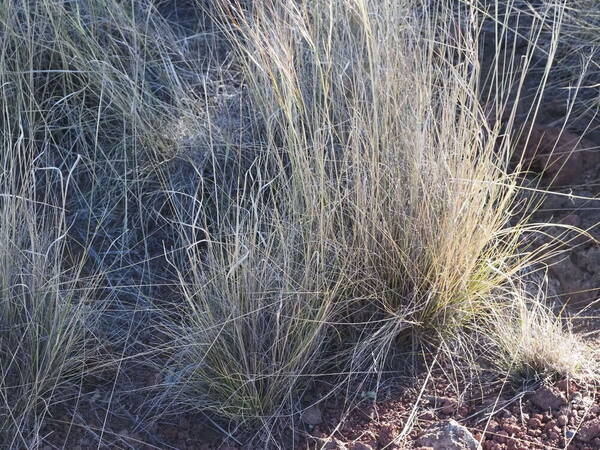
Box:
(299, 370, 600, 449)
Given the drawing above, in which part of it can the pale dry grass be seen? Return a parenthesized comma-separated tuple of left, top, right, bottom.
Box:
(0, 0, 202, 445)
(0, 0, 597, 446)
(160, 0, 596, 441)
(488, 288, 595, 382)
(0, 134, 101, 447)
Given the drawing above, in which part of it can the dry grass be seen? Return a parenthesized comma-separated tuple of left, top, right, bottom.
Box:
(0, 0, 597, 447)
(0, 0, 199, 445)
(159, 0, 595, 440)
(486, 287, 595, 382)
(0, 111, 101, 446)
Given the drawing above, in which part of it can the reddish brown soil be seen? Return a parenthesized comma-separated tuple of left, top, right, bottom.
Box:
(295, 372, 600, 450)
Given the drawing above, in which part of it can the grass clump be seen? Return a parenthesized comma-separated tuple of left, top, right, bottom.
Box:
(486, 290, 595, 383)
(164, 211, 344, 425)
(158, 0, 591, 438)
(0, 153, 100, 446)
(0, 0, 200, 444)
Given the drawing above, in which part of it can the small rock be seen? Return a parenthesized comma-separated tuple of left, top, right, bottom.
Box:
(527, 417, 542, 428)
(457, 406, 470, 418)
(558, 415, 568, 426)
(547, 431, 560, 441)
(531, 385, 567, 411)
(578, 418, 600, 442)
(301, 404, 323, 426)
(416, 419, 481, 450)
(348, 443, 373, 450)
(544, 420, 558, 432)
(571, 392, 583, 404)
(569, 416, 578, 426)
(486, 420, 500, 431)
(324, 439, 347, 450)
(503, 422, 520, 435)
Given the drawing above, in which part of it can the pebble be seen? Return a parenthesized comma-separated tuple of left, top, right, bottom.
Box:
(494, 430, 508, 444)
(578, 417, 600, 442)
(558, 415, 568, 426)
(486, 420, 499, 431)
(416, 419, 481, 450)
(502, 422, 520, 435)
(527, 417, 542, 428)
(531, 385, 567, 410)
(547, 431, 559, 441)
(457, 406, 470, 417)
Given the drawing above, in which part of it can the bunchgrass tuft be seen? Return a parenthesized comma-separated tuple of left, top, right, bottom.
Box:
(157, 0, 597, 439)
(483, 285, 596, 383)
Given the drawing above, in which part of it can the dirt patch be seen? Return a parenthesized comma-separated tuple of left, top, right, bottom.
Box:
(296, 370, 600, 450)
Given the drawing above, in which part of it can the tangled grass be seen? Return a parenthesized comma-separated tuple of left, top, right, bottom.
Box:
(160, 0, 595, 438)
(0, 0, 596, 446)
